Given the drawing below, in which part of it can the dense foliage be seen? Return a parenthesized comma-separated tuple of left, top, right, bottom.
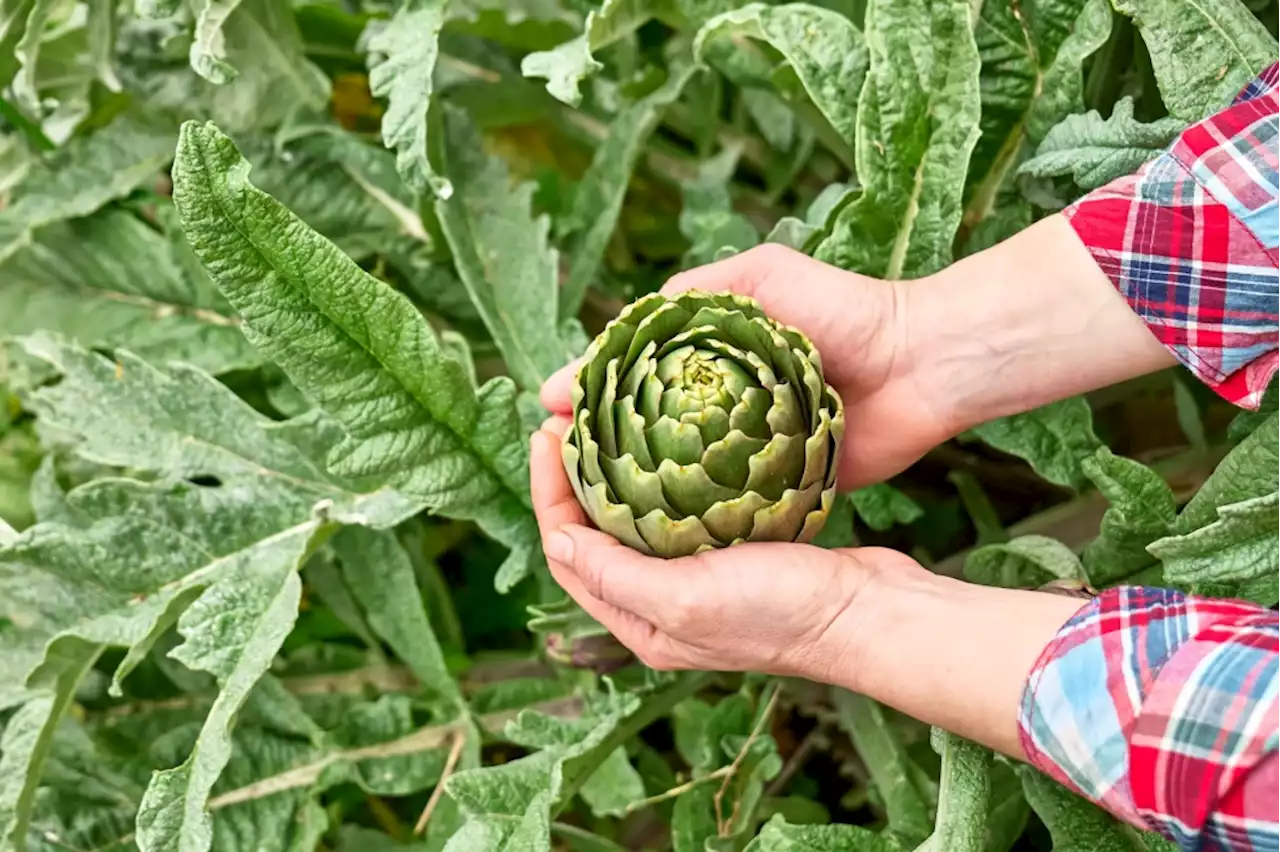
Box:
(0, 0, 1276, 849)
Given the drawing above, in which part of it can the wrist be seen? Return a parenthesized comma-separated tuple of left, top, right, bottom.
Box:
(899, 215, 1175, 435)
(811, 554, 1086, 758)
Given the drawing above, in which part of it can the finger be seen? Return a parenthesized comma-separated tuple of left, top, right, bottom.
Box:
(543, 556, 661, 658)
(540, 415, 571, 438)
(539, 359, 582, 414)
(529, 428, 586, 533)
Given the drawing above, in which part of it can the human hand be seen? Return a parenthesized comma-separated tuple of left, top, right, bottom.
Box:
(529, 415, 923, 678)
(542, 243, 952, 489)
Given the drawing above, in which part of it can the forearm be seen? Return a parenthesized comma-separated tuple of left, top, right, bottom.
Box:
(903, 214, 1176, 435)
(815, 560, 1084, 759)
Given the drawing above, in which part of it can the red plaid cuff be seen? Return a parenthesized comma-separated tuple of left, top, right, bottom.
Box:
(1065, 63, 1279, 410)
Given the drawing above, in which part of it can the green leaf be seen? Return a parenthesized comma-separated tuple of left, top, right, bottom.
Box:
(0, 111, 176, 263)
(190, 0, 245, 83)
(362, 0, 451, 197)
(1175, 412, 1278, 534)
(964, 535, 1085, 588)
(1080, 447, 1176, 586)
(983, 761, 1030, 852)
(172, 120, 541, 590)
(692, 3, 869, 148)
(1149, 491, 1279, 586)
(434, 106, 573, 392)
(970, 397, 1103, 490)
(814, 0, 981, 279)
(331, 527, 463, 709)
(850, 483, 924, 532)
(831, 690, 934, 844)
(520, 0, 661, 106)
(961, 0, 1112, 238)
(0, 210, 259, 376)
(1019, 98, 1184, 190)
(917, 730, 991, 852)
(1020, 767, 1173, 851)
(1113, 0, 1277, 122)
(679, 145, 759, 266)
(14, 333, 419, 527)
(11, 0, 58, 115)
(559, 61, 700, 319)
(744, 815, 902, 851)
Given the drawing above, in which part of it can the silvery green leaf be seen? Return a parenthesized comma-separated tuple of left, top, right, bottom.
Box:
(692, 3, 869, 148)
(172, 121, 540, 588)
(970, 397, 1102, 490)
(331, 527, 462, 709)
(362, 0, 451, 197)
(0, 111, 175, 263)
(0, 477, 326, 852)
(814, 0, 980, 279)
(964, 535, 1085, 588)
(917, 730, 991, 852)
(850, 483, 923, 532)
(434, 106, 573, 392)
(680, 146, 759, 266)
(1150, 491, 1279, 587)
(744, 815, 903, 851)
(1019, 98, 1185, 190)
(1020, 767, 1177, 851)
(15, 334, 419, 526)
(11, 0, 59, 114)
(521, 0, 661, 106)
(1080, 447, 1175, 586)
(1113, 0, 1276, 122)
(831, 689, 934, 844)
(559, 61, 701, 319)
(1175, 412, 1277, 535)
(189, 0, 244, 83)
(962, 0, 1112, 239)
(0, 211, 258, 376)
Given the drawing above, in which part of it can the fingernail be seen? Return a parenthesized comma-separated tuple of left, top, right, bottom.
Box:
(545, 530, 574, 565)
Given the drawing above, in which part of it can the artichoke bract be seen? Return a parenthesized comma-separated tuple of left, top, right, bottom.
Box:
(563, 290, 845, 558)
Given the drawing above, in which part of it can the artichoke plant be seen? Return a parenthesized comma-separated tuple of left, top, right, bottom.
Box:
(563, 290, 845, 558)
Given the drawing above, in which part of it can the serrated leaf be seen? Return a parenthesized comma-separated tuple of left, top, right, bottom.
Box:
(15, 334, 419, 527)
(331, 527, 462, 709)
(970, 397, 1102, 490)
(679, 146, 759, 267)
(172, 121, 542, 588)
(0, 112, 175, 263)
(961, 0, 1112, 239)
(1019, 98, 1185, 190)
(850, 483, 923, 532)
(1113, 0, 1276, 123)
(814, 0, 980, 279)
(0, 477, 326, 852)
(434, 107, 572, 392)
(831, 690, 934, 844)
(363, 0, 451, 197)
(189, 0, 245, 83)
(1149, 491, 1279, 586)
(0, 210, 258, 376)
(558, 61, 700, 320)
(964, 535, 1085, 588)
(692, 3, 869, 148)
(1175, 412, 1278, 534)
(520, 0, 659, 106)
(1020, 767, 1175, 851)
(1080, 448, 1176, 586)
(744, 815, 903, 851)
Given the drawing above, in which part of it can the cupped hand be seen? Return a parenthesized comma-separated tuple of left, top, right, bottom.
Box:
(541, 243, 954, 489)
(530, 417, 927, 680)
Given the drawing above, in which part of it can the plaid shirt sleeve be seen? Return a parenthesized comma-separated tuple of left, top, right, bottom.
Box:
(1019, 587, 1279, 851)
(1065, 62, 1280, 410)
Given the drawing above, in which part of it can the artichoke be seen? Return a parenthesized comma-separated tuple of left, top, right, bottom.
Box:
(563, 290, 845, 558)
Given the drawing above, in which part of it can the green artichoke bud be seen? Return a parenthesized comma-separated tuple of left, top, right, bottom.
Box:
(563, 290, 845, 558)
